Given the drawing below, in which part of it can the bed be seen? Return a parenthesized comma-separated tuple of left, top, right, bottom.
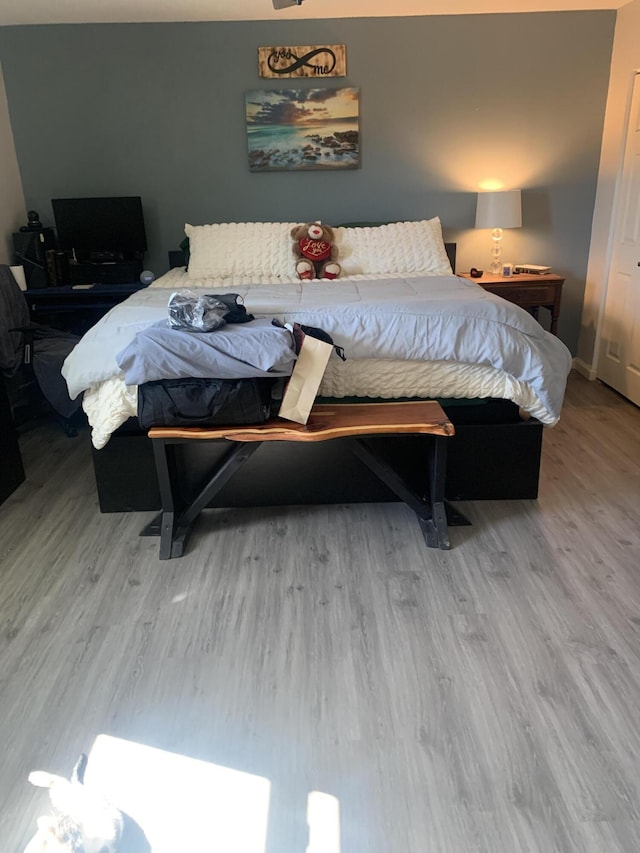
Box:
(61, 219, 573, 512)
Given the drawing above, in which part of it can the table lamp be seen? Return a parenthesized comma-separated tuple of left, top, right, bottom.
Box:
(475, 190, 522, 275)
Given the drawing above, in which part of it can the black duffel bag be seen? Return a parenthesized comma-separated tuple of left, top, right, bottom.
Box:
(138, 376, 281, 430)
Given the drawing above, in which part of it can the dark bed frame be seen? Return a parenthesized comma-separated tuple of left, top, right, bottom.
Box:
(89, 238, 544, 514)
(92, 399, 543, 514)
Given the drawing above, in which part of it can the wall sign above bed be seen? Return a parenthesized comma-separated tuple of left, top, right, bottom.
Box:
(246, 88, 360, 172)
(258, 45, 346, 78)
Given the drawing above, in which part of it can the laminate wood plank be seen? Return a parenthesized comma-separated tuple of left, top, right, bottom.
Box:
(0, 372, 639, 852)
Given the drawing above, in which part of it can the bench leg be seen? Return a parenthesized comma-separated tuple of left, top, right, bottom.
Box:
(349, 435, 451, 550)
(418, 434, 449, 550)
(140, 439, 263, 559)
(138, 437, 181, 559)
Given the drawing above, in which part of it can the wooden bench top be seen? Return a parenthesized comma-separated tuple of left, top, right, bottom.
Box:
(148, 400, 455, 443)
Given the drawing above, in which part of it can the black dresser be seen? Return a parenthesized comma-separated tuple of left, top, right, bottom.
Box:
(0, 376, 25, 505)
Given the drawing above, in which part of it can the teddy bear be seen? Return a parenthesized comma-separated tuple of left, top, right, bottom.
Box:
(290, 222, 341, 280)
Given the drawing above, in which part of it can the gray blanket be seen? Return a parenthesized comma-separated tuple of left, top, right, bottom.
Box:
(1, 265, 81, 419)
(116, 318, 296, 384)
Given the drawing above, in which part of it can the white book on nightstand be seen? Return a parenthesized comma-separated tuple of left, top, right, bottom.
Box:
(514, 264, 551, 275)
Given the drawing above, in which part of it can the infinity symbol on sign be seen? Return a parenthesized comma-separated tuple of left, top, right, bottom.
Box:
(267, 47, 337, 75)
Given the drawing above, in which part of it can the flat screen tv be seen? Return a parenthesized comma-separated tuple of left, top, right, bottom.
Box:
(52, 196, 148, 260)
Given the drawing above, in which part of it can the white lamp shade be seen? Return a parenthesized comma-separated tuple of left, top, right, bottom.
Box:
(475, 190, 522, 229)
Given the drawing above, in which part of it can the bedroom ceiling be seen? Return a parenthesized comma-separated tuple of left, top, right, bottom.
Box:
(0, 0, 630, 26)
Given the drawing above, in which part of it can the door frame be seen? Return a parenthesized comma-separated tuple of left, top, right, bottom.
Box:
(591, 69, 640, 379)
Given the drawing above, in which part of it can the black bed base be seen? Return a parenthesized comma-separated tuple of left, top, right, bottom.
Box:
(91, 400, 543, 513)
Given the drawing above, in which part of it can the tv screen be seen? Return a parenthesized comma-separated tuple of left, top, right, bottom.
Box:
(52, 196, 148, 258)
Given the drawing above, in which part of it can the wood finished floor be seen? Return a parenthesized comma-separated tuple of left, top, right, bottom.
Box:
(1, 372, 639, 852)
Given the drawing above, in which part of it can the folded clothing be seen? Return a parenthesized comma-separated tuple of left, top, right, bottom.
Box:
(116, 318, 296, 385)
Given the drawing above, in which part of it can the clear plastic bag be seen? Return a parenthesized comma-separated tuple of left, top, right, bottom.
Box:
(167, 289, 229, 332)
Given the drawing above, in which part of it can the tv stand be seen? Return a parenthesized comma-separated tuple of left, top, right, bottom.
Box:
(69, 258, 143, 285)
(25, 281, 150, 335)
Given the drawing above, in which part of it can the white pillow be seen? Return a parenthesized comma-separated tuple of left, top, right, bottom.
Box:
(334, 218, 452, 276)
(185, 222, 298, 280)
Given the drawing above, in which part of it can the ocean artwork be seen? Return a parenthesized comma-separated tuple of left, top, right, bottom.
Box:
(246, 87, 360, 172)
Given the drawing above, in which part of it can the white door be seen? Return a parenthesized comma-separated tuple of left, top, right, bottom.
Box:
(597, 71, 640, 405)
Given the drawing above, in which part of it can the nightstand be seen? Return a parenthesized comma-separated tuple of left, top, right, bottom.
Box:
(459, 272, 564, 335)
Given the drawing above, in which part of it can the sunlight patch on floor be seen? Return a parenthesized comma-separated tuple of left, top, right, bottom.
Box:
(84, 735, 341, 852)
(307, 790, 341, 853)
(85, 735, 271, 852)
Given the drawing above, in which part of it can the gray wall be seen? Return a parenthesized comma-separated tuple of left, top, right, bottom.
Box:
(0, 63, 25, 263)
(0, 13, 615, 351)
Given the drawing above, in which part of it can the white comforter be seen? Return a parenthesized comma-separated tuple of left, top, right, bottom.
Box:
(62, 269, 573, 448)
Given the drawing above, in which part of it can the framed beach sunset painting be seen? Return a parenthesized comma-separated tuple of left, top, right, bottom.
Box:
(246, 87, 360, 172)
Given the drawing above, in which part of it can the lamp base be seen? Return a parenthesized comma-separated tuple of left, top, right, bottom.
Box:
(490, 227, 503, 276)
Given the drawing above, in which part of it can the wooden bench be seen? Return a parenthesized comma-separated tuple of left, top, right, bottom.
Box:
(141, 400, 463, 559)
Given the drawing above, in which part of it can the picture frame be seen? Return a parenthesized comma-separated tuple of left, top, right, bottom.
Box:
(246, 87, 360, 172)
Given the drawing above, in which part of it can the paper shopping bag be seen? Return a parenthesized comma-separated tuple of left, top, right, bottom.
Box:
(278, 332, 333, 424)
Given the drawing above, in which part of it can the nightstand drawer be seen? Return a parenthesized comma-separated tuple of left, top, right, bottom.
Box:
(487, 284, 557, 305)
(459, 272, 564, 335)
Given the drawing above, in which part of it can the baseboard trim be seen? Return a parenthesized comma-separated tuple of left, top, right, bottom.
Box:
(572, 357, 598, 380)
